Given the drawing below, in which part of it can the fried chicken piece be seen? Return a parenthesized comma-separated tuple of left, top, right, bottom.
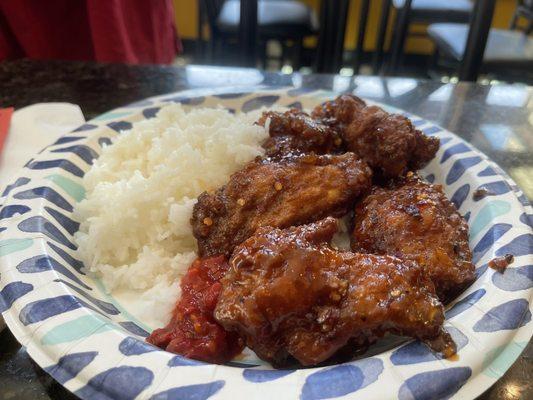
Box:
(312, 93, 366, 128)
(257, 109, 343, 157)
(351, 173, 475, 302)
(342, 106, 439, 177)
(214, 218, 453, 367)
(192, 153, 372, 257)
(312, 94, 440, 177)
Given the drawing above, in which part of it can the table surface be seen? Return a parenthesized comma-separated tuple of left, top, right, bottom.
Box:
(0, 60, 531, 400)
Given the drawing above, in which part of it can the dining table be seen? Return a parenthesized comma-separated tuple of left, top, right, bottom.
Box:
(0, 59, 531, 399)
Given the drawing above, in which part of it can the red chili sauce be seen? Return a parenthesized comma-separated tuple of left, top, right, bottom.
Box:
(147, 256, 243, 363)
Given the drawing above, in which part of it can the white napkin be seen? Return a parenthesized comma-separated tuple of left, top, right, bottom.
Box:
(0, 103, 85, 330)
(0, 103, 86, 190)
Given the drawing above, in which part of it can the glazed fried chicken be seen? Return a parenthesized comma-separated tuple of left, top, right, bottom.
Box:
(257, 109, 343, 157)
(312, 93, 366, 128)
(255, 95, 438, 178)
(312, 94, 440, 177)
(351, 173, 475, 302)
(192, 153, 372, 257)
(214, 218, 454, 367)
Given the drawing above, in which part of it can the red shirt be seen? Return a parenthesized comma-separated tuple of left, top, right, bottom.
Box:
(0, 0, 181, 64)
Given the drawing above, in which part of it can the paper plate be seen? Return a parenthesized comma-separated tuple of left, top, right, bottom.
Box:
(1, 88, 531, 400)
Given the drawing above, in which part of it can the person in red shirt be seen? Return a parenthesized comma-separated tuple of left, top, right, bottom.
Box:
(0, 0, 181, 64)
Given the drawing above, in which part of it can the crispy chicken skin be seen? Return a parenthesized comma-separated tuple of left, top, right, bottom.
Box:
(257, 109, 343, 157)
(214, 218, 452, 367)
(192, 153, 372, 257)
(351, 173, 475, 302)
(312, 94, 440, 177)
(311, 93, 366, 128)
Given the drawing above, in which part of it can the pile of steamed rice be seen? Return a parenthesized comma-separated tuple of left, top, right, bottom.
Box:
(74, 104, 268, 327)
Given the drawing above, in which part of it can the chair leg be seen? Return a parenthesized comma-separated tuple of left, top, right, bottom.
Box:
(428, 49, 440, 78)
(259, 40, 268, 70)
(373, 0, 391, 74)
(314, 0, 329, 72)
(214, 37, 224, 65)
(381, 11, 398, 72)
(509, 9, 519, 30)
(388, 4, 411, 74)
(354, 0, 370, 74)
(196, 0, 205, 63)
(207, 37, 216, 64)
(281, 40, 288, 67)
(293, 38, 303, 71)
(332, 0, 350, 73)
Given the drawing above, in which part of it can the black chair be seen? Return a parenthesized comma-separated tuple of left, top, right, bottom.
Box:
(353, 0, 370, 73)
(427, 1, 533, 77)
(374, 0, 474, 73)
(510, 0, 533, 34)
(199, 0, 318, 68)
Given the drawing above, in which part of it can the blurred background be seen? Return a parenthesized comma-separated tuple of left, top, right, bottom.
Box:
(0, 0, 531, 84)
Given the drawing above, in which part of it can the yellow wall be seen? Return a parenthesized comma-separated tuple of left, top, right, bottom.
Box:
(175, 0, 198, 39)
(174, 0, 517, 55)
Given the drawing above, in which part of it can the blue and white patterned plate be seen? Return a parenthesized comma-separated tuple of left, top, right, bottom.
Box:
(0, 88, 532, 400)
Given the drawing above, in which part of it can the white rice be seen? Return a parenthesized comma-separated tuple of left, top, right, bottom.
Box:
(74, 104, 268, 327)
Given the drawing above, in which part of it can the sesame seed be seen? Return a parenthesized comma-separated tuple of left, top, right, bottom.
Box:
(334, 137, 342, 146)
(274, 182, 283, 191)
(391, 289, 401, 297)
(237, 198, 245, 206)
(203, 217, 213, 226)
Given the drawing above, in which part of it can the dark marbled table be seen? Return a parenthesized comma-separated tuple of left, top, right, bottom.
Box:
(0, 60, 531, 400)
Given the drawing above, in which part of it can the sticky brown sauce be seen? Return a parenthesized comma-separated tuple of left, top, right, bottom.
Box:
(488, 254, 514, 273)
(424, 328, 457, 359)
(472, 187, 491, 201)
(446, 353, 460, 362)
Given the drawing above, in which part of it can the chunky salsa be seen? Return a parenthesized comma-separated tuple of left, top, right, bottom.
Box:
(147, 256, 243, 363)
